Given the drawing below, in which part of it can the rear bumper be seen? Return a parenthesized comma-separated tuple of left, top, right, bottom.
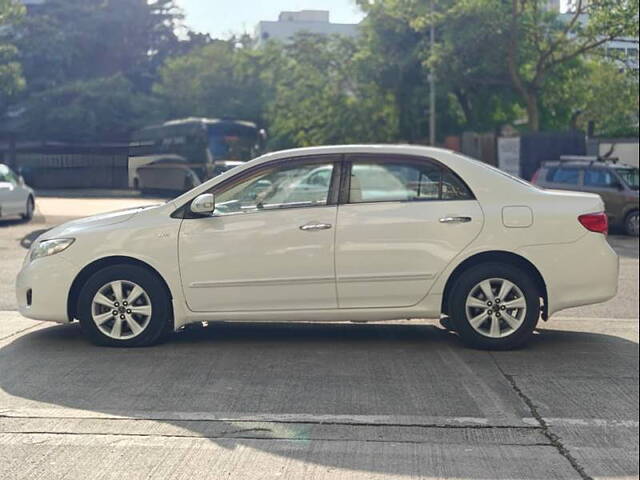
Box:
(518, 233, 619, 317)
(16, 255, 76, 323)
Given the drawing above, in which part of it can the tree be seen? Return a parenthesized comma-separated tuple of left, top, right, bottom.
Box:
(542, 59, 639, 137)
(23, 75, 158, 142)
(152, 40, 265, 123)
(357, 0, 522, 138)
(263, 33, 399, 148)
(0, 0, 25, 113)
(13, 0, 183, 93)
(504, 0, 639, 130)
(359, 0, 639, 132)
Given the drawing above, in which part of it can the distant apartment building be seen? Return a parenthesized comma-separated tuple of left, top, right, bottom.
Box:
(555, 12, 639, 70)
(254, 10, 360, 47)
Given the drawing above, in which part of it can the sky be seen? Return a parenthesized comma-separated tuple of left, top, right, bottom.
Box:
(175, 0, 366, 39)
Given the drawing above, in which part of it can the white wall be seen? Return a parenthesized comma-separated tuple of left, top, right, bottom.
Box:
(600, 141, 639, 168)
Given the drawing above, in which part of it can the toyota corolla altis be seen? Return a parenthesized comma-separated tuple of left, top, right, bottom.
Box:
(17, 145, 618, 349)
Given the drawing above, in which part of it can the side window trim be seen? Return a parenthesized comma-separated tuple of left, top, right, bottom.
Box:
(342, 154, 475, 205)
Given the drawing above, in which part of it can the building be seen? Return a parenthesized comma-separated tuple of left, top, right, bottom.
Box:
(254, 10, 360, 47)
(554, 11, 639, 70)
(17, 0, 47, 12)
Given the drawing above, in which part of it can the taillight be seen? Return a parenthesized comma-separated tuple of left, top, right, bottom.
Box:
(578, 212, 608, 234)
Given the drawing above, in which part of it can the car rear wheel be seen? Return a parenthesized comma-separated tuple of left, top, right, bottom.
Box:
(448, 263, 540, 350)
(624, 210, 639, 237)
(77, 265, 172, 347)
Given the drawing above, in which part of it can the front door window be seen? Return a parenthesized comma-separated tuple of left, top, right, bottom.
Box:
(214, 163, 334, 215)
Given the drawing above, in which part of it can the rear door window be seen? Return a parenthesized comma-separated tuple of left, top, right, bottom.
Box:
(547, 167, 581, 185)
(348, 158, 474, 203)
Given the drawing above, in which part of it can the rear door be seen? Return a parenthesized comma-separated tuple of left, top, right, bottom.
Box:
(334, 154, 484, 308)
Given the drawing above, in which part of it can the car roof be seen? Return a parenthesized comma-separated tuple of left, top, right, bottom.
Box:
(540, 160, 633, 169)
(256, 144, 454, 162)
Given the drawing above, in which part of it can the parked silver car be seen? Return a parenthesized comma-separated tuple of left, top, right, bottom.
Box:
(0, 164, 35, 221)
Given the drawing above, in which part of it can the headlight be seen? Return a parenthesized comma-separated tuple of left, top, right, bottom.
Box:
(30, 238, 75, 262)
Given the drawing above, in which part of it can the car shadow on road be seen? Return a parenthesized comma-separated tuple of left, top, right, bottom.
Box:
(1, 321, 638, 478)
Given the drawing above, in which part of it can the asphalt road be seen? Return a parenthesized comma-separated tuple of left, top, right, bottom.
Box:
(0, 195, 638, 479)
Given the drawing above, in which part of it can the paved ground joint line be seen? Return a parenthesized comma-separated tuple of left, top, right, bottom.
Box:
(0, 429, 554, 446)
(0, 412, 541, 429)
(0, 321, 45, 342)
(489, 353, 595, 480)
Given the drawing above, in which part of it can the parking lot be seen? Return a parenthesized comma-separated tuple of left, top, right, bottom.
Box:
(0, 195, 638, 480)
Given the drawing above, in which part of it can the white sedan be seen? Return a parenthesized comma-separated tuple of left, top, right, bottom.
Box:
(16, 145, 618, 349)
(0, 164, 35, 221)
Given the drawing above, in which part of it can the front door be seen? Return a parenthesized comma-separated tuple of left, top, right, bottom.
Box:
(179, 157, 339, 312)
(335, 155, 484, 308)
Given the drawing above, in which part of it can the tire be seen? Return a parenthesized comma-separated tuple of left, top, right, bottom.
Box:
(448, 262, 540, 350)
(21, 196, 34, 221)
(624, 210, 639, 237)
(77, 265, 172, 347)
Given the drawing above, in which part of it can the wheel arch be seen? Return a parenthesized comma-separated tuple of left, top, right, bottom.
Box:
(441, 250, 549, 320)
(67, 256, 174, 322)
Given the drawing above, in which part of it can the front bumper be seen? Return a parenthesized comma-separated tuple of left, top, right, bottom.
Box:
(16, 255, 77, 323)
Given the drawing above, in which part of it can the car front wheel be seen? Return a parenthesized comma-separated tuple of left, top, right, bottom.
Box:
(448, 263, 540, 350)
(77, 265, 172, 347)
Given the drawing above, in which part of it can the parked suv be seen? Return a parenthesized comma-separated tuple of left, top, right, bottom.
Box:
(532, 158, 639, 236)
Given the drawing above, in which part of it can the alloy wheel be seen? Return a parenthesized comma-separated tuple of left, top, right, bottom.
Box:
(91, 280, 152, 340)
(465, 278, 527, 338)
(628, 212, 639, 237)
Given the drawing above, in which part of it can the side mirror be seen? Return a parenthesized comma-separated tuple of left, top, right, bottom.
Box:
(190, 193, 215, 216)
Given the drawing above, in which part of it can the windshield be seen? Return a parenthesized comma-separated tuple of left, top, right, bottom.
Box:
(617, 168, 639, 190)
(208, 124, 258, 162)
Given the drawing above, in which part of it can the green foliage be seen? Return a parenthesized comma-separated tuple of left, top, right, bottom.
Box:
(262, 34, 399, 148)
(13, 0, 182, 93)
(4, 0, 639, 145)
(0, 0, 25, 111)
(360, 0, 639, 132)
(23, 75, 157, 142)
(579, 63, 639, 137)
(543, 59, 639, 137)
(153, 40, 264, 123)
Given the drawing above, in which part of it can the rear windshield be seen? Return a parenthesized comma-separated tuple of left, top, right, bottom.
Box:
(462, 156, 541, 190)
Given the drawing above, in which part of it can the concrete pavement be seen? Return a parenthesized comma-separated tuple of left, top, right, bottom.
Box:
(0, 314, 637, 479)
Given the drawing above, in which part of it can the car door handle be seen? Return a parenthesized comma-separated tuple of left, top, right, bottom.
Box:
(299, 222, 332, 231)
(439, 216, 472, 224)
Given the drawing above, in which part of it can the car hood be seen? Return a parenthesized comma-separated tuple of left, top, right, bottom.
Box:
(40, 204, 162, 240)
